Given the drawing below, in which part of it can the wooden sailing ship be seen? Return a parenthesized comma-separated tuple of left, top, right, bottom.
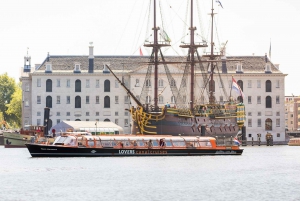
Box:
(108, 0, 246, 138)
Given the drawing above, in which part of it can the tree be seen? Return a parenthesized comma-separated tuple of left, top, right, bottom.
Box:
(0, 73, 17, 125)
(6, 82, 22, 128)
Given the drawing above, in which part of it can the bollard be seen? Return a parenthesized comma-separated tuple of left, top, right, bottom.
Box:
(258, 137, 261, 146)
(242, 126, 247, 146)
(252, 137, 254, 146)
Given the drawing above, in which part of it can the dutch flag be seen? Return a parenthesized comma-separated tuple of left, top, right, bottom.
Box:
(232, 77, 245, 99)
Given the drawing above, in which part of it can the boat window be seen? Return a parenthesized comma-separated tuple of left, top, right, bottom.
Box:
(54, 136, 68, 144)
(101, 140, 117, 147)
(135, 140, 144, 146)
(165, 140, 173, 147)
(88, 139, 94, 147)
(151, 140, 158, 147)
(121, 141, 131, 147)
(199, 141, 212, 147)
(172, 141, 186, 147)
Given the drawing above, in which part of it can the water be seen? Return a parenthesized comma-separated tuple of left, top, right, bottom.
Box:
(0, 146, 299, 201)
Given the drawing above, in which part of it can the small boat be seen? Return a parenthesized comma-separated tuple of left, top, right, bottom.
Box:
(288, 137, 300, 146)
(25, 134, 243, 157)
(4, 125, 52, 148)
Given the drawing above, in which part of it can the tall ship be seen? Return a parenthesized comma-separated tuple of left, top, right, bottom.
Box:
(108, 0, 246, 139)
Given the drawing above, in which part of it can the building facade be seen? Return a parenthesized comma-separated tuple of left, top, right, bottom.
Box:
(20, 45, 287, 142)
(285, 96, 300, 131)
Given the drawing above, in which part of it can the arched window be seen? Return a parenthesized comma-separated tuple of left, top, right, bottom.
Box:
(265, 118, 272, 130)
(159, 96, 164, 104)
(75, 96, 81, 108)
(46, 96, 52, 108)
(146, 79, 151, 87)
(75, 80, 81, 92)
(209, 80, 215, 92)
(75, 119, 81, 121)
(146, 96, 151, 104)
(266, 96, 272, 108)
(104, 80, 110, 92)
(46, 79, 52, 92)
(266, 80, 272, 92)
(237, 80, 243, 91)
(104, 96, 110, 108)
(104, 119, 110, 122)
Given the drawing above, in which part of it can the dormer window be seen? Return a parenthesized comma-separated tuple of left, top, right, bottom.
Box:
(236, 63, 243, 73)
(265, 64, 272, 73)
(103, 64, 110, 73)
(74, 63, 81, 73)
(45, 63, 52, 73)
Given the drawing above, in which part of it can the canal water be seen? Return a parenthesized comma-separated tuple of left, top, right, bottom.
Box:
(0, 145, 299, 201)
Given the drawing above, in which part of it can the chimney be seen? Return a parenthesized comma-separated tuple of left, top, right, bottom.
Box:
(264, 53, 268, 63)
(88, 42, 94, 73)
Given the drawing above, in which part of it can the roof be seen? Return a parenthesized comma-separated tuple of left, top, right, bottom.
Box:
(34, 54, 282, 74)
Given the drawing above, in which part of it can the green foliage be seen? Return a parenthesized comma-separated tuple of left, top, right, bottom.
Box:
(6, 83, 22, 128)
(0, 73, 20, 127)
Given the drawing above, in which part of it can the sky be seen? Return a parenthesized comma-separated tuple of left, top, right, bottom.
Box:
(0, 0, 300, 96)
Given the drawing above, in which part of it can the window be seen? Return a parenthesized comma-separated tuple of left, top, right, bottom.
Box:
(276, 112, 280, 116)
(57, 112, 60, 116)
(236, 63, 243, 72)
(37, 112, 41, 116)
(74, 64, 80, 72)
(96, 96, 99, 104)
(248, 80, 252, 88)
(115, 111, 118, 116)
(170, 79, 176, 87)
(219, 96, 223, 103)
(265, 118, 272, 130)
(57, 96, 60, 104)
(248, 96, 252, 104)
(266, 96, 272, 108)
(96, 79, 100, 88)
(248, 119, 252, 127)
(86, 96, 90, 104)
(159, 96, 164, 104)
(37, 96, 41, 104)
(46, 96, 52, 108)
(158, 79, 163, 87)
(291, 114, 293, 118)
(258, 112, 261, 116)
(46, 79, 52, 92)
(257, 80, 261, 88)
(257, 119, 261, 127)
(75, 80, 81, 92)
(248, 112, 252, 116)
(37, 119, 41, 126)
(135, 79, 140, 87)
(171, 96, 175, 103)
(276, 96, 280, 104)
(56, 119, 60, 124)
(124, 96, 130, 104)
(115, 80, 119, 88)
(276, 119, 280, 127)
(275, 80, 280, 88)
(46, 63, 52, 72)
(237, 80, 243, 91)
(66, 96, 70, 104)
(57, 79, 60, 87)
(257, 96, 261, 104)
(146, 96, 151, 104)
(86, 112, 90, 116)
(125, 111, 129, 116)
(248, 134, 252, 138)
(115, 119, 119, 125)
(104, 96, 110, 108)
(146, 79, 151, 87)
(104, 80, 110, 92)
(67, 79, 70, 87)
(66, 112, 70, 116)
(277, 133, 280, 137)
(96, 112, 99, 116)
(115, 96, 119, 104)
(37, 78, 41, 87)
(75, 96, 81, 108)
(25, 83, 30, 91)
(266, 80, 272, 92)
(86, 79, 90, 88)
(124, 119, 129, 127)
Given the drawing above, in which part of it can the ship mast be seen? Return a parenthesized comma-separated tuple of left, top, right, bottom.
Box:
(208, 0, 216, 104)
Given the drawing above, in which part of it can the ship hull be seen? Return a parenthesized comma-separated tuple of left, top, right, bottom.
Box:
(25, 144, 243, 157)
(132, 110, 240, 138)
(3, 132, 33, 148)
